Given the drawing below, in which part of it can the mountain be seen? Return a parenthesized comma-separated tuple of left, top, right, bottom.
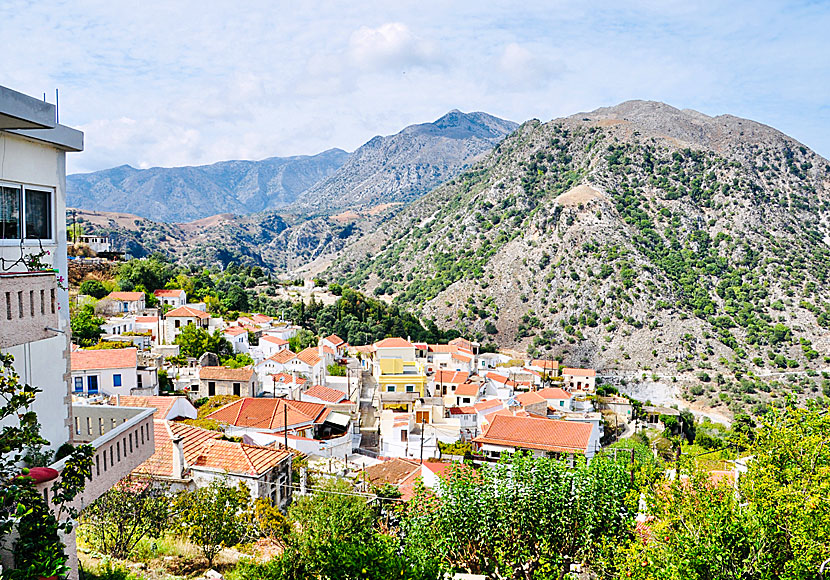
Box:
(67, 149, 349, 222)
(328, 100, 830, 417)
(290, 110, 519, 213)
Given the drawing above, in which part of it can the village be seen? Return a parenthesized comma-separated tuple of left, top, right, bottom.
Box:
(69, 283, 683, 503)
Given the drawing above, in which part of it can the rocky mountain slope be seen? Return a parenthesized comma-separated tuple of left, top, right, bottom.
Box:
(329, 100, 830, 416)
(70, 207, 370, 271)
(68, 149, 349, 222)
(290, 110, 518, 214)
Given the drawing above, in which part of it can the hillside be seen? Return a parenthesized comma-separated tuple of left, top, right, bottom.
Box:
(329, 100, 830, 416)
(67, 149, 349, 222)
(70, 207, 365, 271)
(290, 110, 518, 213)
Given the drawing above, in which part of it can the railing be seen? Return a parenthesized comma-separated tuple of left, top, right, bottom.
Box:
(0, 271, 58, 348)
(37, 405, 155, 512)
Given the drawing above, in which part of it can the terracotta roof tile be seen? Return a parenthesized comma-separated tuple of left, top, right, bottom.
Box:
(223, 326, 248, 336)
(166, 306, 210, 319)
(108, 395, 184, 418)
(537, 387, 573, 400)
(515, 391, 546, 406)
(251, 314, 273, 323)
(107, 292, 145, 301)
(531, 359, 560, 370)
(474, 414, 592, 454)
(267, 373, 306, 385)
(266, 349, 297, 364)
(303, 384, 350, 403)
(324, 334, 345, 346)
(71, 348, 137, 371)
(363, 458, 419, 486)
(296, 347, 321, 366)
(153, 289, 184, 297)
(135, 316, 158, 323)
(374, 337, 414, 348)
(207, 398, 329, 431)
(261, 335, 288, 346)
(199, 366, 254, 381)
(455, 382, 480, 397)
(433, 370, 469, 385)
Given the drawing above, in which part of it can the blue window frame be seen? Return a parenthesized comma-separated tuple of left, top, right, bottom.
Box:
(87, 375, 99, 395)
(73, 377, 83, 393)
(113, 374, 122, 387)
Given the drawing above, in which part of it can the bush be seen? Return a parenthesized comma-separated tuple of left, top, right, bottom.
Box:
(79, 280, 109, 299)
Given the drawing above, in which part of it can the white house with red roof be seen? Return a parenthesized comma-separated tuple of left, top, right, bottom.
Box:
(134, 420, 292, 505)
(301, 384, 351, 405)
(110, 395, 197, 420)
(562, 367, 597, 392)
(262, 372, 307, 399)
(70, 347, 155, 397)
(257, 334, 289, 359)
(208, 398, 353, 458)
(513, 391, 549, 415)
(320, 334, 348, 358)
(222, 325, 250, 353)
(422, 343, 476, 374)
(134, 316, 159, 343)
(538, 387, 574, 412)
(431, 370, 470, 399)
(262, 324, 301, 341)
(379, 400, 461, 460)
(255, 349, 297, 385)
(153, 288, 186, 308)
(163, 305, 210, 344)
(102, 291, 146, 314)
(473, 414, 599, 460)
(484, 371, 517, 400)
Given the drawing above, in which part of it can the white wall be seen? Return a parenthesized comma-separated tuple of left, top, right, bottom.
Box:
(71, 366, 138, 397)
(0, 132, 71, 453)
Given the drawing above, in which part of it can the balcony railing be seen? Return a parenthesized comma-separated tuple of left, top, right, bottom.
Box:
(0, 271, 59, 348)
(36, 405, 155, 512)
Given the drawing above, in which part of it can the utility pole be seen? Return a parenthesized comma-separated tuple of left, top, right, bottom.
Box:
(419, 417, 426, 463)
(283, 402, 288, 452)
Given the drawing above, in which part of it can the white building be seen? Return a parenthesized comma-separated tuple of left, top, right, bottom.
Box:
(70, 347, 158, 397)
(0, 84, 155, 579)
(153, 289, 186, 308)
(223, 326, 250, 353)
(163, 305, 210, 344)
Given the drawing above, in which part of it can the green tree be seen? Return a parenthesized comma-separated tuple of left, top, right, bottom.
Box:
(81, 476, 170, 559)
(70, 304, 105, 346)
(222, 353, 255, 368)
(402, 452, 636, 579)
(288, 329, 317, 352)
(174, 326, 232, 360)
(175, 479, 250, 567)
(79, 280, 108, 299)
(222, 285, 249, 312)
(116, 256, 173, 292)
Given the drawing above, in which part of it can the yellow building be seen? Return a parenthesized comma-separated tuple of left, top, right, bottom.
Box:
(378, 358, 428, 396)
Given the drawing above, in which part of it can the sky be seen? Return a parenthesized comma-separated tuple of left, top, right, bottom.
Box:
(1, 0, 829, 174)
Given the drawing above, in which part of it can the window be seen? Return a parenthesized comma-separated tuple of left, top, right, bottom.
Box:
(462, 397, 471, 404)
(73, 377, 83, 393)
(113, 374, 122, 387)
(386, 385, 395, 392)
(559, 400, 564, 407)
(0, 184, 53, 241)
(233, 382, 241, 396)
(87, 375, 99, 395)
(400, 430, 408, 442)
(405, 385, 415, 393)
(208, 381, 216, 396)
(137, 374, 143, 387)
(190, 384, 199, 392)
(175, 320, 181, 328)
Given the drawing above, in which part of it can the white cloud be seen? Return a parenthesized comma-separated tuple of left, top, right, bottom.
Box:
(348, 22, 439, 71)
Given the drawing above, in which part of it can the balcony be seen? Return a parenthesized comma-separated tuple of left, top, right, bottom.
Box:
(36, 405, 155, 512)
(0, 271, 59, 348)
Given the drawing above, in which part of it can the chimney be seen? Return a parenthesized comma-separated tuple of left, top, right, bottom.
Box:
(171, 436, 186, 479)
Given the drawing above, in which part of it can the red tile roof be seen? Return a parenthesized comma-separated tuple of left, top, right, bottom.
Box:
(153, 289, 184, 297)
(223, 326, 248, 336)
(267, 373, 306, 385)
(134, 420, 290, 478)
(296, 347, 321, 366)
(135, 316, 158, 323)
(474, 414, 592, 454)
(207, 398, 329, 431)
(531, 359, 560, 370)
(303, 384, 350, 404)
(107, 291, 145, 302)
(374, 337, 414, 348)
(199, 366, 254, 382)
(251, 314, 273, 323)
(166, 306, 210, 319)
(266, 350, 296, 364)
(433, 370, 469, 385)
(71, 348, 137, 371)
(474, 399, 503, 412)
(363, 458, 419, 486)
(324, 334, 345, 346)
(261, 335, 288, 346)
(455, 382, 480, 397)
(562, 367, 596, 377)
(537, 387, 572, 400)
(515, 391, 546, 406)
